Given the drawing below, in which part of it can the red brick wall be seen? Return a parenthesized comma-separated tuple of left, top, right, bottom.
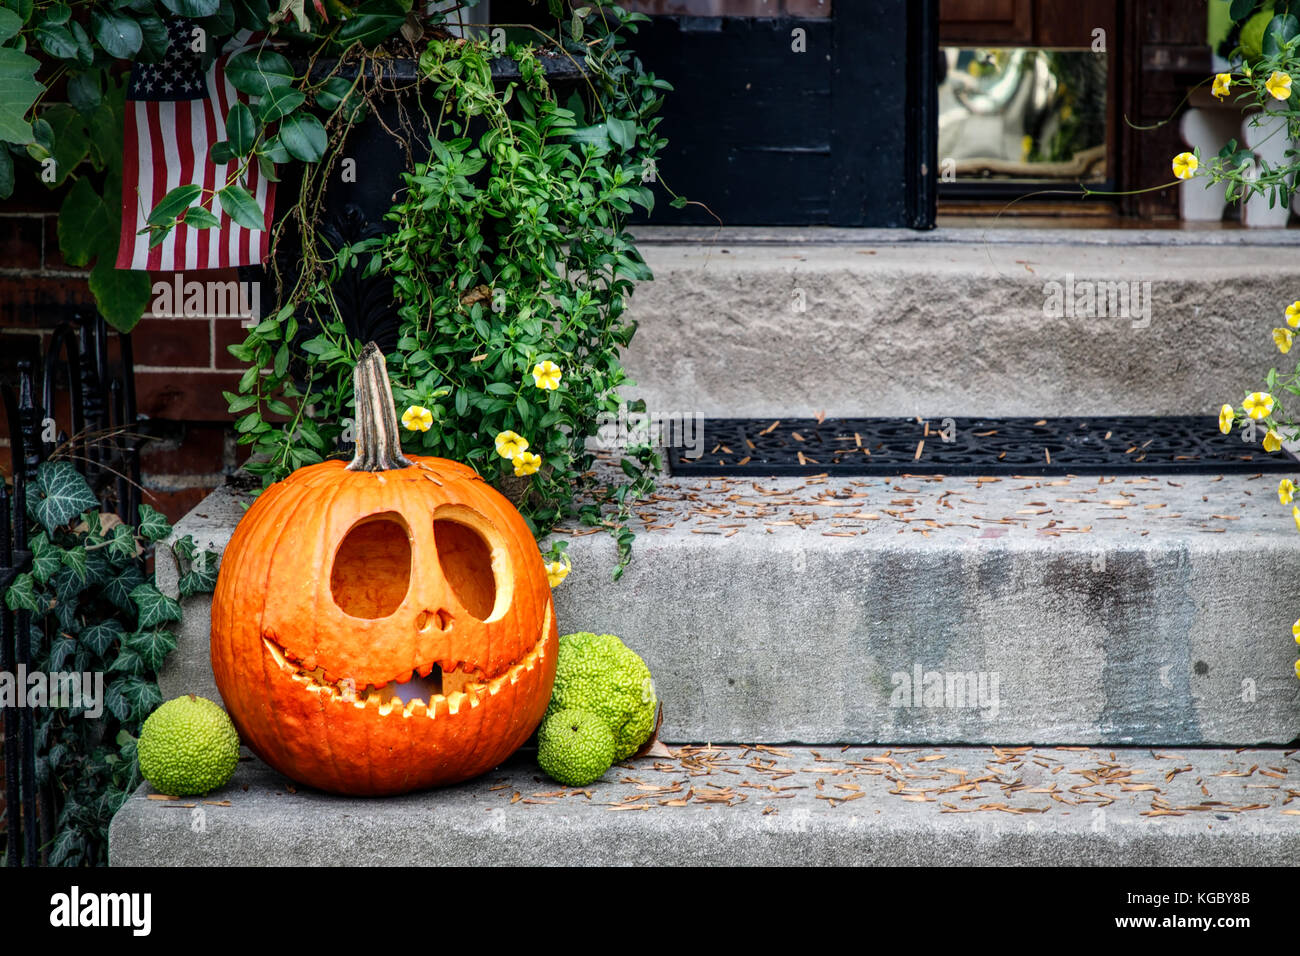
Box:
(1, 195, 246, 524)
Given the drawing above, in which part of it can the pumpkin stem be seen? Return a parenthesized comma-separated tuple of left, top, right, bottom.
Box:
(347, 342, 414, 472)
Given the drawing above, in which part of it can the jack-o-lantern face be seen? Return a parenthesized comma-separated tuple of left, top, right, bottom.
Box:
(209, 345, 558, 795)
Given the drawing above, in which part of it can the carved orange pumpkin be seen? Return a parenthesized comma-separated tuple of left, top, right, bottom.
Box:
(210, 343, 558, 795)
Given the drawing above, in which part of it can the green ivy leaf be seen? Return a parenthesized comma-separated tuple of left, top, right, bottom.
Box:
(119, 676, 162, 719)
(47, 634, 77, 670)
(125, 629, 176, 672)
(136, 502, 171, 541)
(103, 679, 131, 720)
(4, 572, 44, 612)
(80, 619, 125, 657)
(103, 565, 145, 612)
(47, 827, 85, 867)
(29, 532, 61, 583)
(177, 548, 219, 597)
(108, 523, 139, 562)
(29, 461, 98, 532)
(109, 646, 146, 676)
(60, 544, 88, 587)
(129, 582, 182, 628)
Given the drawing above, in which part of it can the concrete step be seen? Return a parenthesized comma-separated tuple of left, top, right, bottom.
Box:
(620, 226, 1300, 419)
(108, 744, 1300, 866)
(158, 470, 1300, 747)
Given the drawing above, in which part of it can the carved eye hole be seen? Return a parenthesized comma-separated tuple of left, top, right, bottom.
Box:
(330, 513, 411, 619)
(433, 512, 503, 621)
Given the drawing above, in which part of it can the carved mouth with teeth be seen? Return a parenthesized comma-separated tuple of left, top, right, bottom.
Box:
(261, 619, 550, 720)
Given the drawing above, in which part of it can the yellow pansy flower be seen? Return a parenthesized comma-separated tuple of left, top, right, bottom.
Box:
(1172, 152, 1199, 180)
(531, 360, 562, 391)
(512, 450, 542, 477)
(1280, 478, 1296, 505)
(1276, 328, 1295, 353)
(494, 430, 529, 460)
(1293, 505, 1300, 531)
(1212, 72, 1232, 99)
(1287, 301, 1300, 328)
(545, 556, 571, 588)
(1293, 617, 1300, 643)
(1219, 404, 1234, 435)
(1264, 429, 1283, 452)
(1266, 70, 1293, 100)
(401, 405, 433, 432)
(1243, 392, 1275, 420)
(1294, 659, 1300, 680)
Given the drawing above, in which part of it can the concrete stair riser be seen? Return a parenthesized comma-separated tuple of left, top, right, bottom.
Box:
(157, 476, 1300, 747)
(621, 239, 1300, 419)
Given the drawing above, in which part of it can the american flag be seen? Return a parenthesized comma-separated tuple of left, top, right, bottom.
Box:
(116, 19, 275, 271)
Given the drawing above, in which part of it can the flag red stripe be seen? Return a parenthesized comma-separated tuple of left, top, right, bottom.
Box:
(116, 101, 143, 270)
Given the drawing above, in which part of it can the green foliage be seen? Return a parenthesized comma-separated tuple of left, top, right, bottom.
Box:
(1194, 13, 1300, 210)
(3, 461, 219, 866)
(0, 1, 474, 331)
(229, 6, 673, 575)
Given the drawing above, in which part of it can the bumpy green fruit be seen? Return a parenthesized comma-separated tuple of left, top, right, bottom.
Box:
(548, 632, 656, 760)
(537, 708, 616, 786)
(138, 694, 240, 796)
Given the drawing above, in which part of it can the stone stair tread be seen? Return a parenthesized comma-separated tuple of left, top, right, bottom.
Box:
(158, 471, 1300, 747)
(109, 745, 1300, 866)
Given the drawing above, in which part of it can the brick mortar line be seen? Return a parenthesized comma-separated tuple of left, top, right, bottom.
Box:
(135, 365, 232, 373)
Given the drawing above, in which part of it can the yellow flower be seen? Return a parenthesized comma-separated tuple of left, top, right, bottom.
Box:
(1172, 151, 1199, 180)
(544, 556, 571, 588)
(531, 360, 562, 391)
(1276, 328, 1295, 353)
(1243, 392, 1275, 420)
(1280, 478, 1296, 505)
(1295, 659, 1300, 680)
(1264, 429, 1283, 452)
(1266, 70, 1293, 100)
(401, 405, 432, 432)
(512, 450, 541, 477)
(1212, 72, 1232, 99)
(1219, 404, 1234, 435)
(494, 430, 529, 460)
(1293, 505, 1300, 531)
(1287, 300, 1300, 328)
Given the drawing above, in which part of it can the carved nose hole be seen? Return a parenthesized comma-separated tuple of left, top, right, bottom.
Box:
(417, 609, 454, 632)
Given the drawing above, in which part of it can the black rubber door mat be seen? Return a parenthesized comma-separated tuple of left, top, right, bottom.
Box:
(665, 416, 1300, 477)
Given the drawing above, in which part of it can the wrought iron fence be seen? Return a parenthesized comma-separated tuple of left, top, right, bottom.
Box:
(0, 310, 140, 866)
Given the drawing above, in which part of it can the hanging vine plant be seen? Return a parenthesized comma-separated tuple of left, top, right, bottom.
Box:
(226, 4, 681, 576)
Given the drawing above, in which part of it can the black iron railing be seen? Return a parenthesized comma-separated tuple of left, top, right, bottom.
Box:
(0, 310, 140, 866)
